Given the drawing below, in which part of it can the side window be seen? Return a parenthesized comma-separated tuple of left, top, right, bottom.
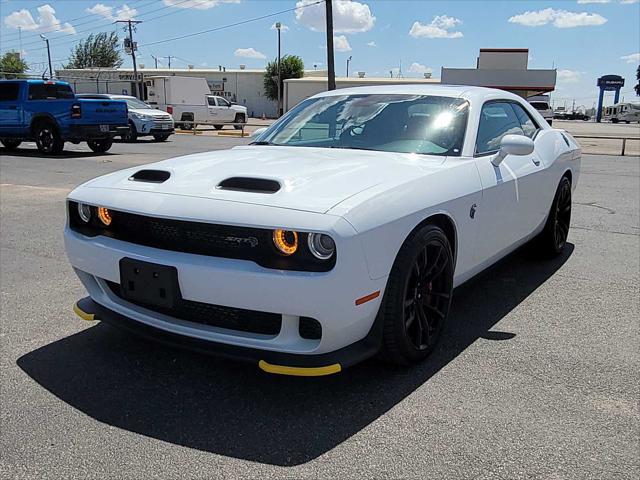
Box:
(217, 97, 230, 107)
(55, 84, 74, 99)
(510, 102, 539, 138)
(207, 97, 216, 106)
(28, 83, 72, 100)
(0, 82, 19, 101)
(475, 102, 524, 155)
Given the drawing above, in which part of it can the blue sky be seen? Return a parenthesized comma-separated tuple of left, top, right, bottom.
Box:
(1, 0, 638, 108)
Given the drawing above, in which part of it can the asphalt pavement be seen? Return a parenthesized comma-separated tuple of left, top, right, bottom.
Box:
(1, 135, 638, 479)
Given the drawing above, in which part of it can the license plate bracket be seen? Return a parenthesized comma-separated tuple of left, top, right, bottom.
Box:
(99, 124, 109, 133)
(119, 258, 180, 308)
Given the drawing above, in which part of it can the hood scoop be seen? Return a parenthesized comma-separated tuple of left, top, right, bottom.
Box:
(217, 177, 281, 194)
(129, 169, 171, 183)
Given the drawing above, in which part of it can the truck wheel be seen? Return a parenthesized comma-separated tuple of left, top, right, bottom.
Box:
(1, 139, 22, 150)
(233, 114, 246, 130)
(87, 139, 113, 153)
(153, 134, 170, 142)
(35, 123, 64, 154)
(213, 125, 223, 130)
(122, 122, 137, 142)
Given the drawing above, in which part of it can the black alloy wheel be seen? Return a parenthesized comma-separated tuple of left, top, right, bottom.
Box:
(381, 224, 454, 364)
(122, 122, 138, 142)
(35, 123, 64, 154)
(538, 176, 572, 256)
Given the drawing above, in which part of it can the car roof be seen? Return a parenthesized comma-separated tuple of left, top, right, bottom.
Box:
(310, 84, 525, 103)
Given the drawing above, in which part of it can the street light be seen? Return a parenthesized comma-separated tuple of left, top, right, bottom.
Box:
(275, 22, 282, 117)
(40, 34, 53, 79)
(346, 55, 352, 78)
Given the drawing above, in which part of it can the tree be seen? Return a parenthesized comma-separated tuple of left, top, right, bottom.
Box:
(65, 32, 123, 69)
(263, 55, 304, 102)
(635, 65, 639, 97)
(0, 52, 28, 79)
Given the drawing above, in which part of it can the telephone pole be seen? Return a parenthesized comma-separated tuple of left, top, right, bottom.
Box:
(39, 34, 53, 79)
(116, 19, 142, 99)
(164, 55, 174, 69)
(325, 0, 335, 90)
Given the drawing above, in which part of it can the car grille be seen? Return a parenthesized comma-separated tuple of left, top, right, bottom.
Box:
(152, 117, 173, 129)
(104, 280, 282, 335)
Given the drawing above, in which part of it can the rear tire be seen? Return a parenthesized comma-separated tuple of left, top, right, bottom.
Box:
(1, 139, 21, 150)
(34, 122, 64, 154)
(87, 139, 113, 153)
(380, 224, 454, 365)
(537, 176, 572, 257)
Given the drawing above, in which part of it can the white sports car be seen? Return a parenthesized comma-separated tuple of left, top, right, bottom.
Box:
(65, 85, 581, 376)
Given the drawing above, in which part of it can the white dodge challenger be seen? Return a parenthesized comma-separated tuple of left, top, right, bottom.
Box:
(66, 85, 580, 376)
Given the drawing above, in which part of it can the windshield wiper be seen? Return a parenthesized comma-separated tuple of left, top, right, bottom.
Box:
(249, 141, 273, 145)
(329, 145, 375, 152)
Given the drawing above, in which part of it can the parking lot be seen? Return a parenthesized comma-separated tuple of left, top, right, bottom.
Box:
(1, 134, 638, 479)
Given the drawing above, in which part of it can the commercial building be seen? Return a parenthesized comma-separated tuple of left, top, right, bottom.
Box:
(55, 67, 326, 118)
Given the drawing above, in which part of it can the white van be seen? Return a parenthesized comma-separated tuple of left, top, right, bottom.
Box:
(527, 95, 553, 126)
(145, 76, 247, 130)
(603, 103, 640, 124)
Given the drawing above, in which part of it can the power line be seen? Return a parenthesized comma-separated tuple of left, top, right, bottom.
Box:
(139, 1, 322, 48)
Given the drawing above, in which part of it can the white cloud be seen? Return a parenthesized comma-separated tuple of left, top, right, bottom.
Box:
(234, 47, 266, 59)
(333, 35, 352, 52)
(271, 22, 289, 32)
(577, 1, 610, 4)
(509, 8, 607, 28)
(4, 4, 75, 34)
(86, 3, 138, 21)
(557, 69, 582, 83)
(162, 0, 240, 10)
(296, 0, 375, 33)
(621, 53, 640, 63)
(366, 41, 376, 47)
(409, 15, 463, 39)
(408, 62, 433, 74)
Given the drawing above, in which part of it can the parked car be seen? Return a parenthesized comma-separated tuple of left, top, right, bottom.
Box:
(603, 102, 640, 123)
(0, 79, 128, 154)
(66, 85, 581, 376)
(145, 75, 247, 130)
(527, 94, 553, 126)
(77, 94, 174, 142)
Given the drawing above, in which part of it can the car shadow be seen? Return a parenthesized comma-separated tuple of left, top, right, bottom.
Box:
(0, 147, 115, 159)
(17, 243, 573, 466)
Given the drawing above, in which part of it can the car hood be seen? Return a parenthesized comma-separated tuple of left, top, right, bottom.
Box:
(130, 108, 171, 117)
(82, 146, 446, 214)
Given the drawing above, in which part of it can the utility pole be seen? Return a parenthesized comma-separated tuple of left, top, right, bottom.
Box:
(275, 22, 282, 117)
(346, 55, 352, 77)
(151, 55, 159, 69)
(116, 19, 142, 99)
(325, 0, 335, 90)
(165, 55, 174, 69)
(40, 34, 53, 79)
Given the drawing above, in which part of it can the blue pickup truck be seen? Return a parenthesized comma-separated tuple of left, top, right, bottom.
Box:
(0, 79, 129, 154)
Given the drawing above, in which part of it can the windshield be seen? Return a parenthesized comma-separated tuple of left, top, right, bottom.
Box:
(121, 97, 152, 109)
(258, 94, 469, 156)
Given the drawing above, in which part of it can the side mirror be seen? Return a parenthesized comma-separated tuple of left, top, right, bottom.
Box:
(252, 127, 267, 138)
(492, 134, 534, 166)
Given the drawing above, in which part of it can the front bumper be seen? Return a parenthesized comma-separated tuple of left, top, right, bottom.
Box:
(74, 296, 382, 375)
(68, 124, 129, 140)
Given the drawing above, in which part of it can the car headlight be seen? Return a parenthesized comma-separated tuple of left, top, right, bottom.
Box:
(273, 229, 298, 255)
(77, 203, 91, 223)
(307, 233, 335, 260)
(97, 207, 112, 226)
(132, 112, 153, 120)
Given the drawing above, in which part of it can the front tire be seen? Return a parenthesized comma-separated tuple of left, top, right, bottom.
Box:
(538, 176, 572, 256)
(234, 114, 246, 130)
(35, 122, 64, 154)
(1, 139, 21, 150)
(87, 139, 113, 153)
(380, 225, 454, 365)
(122, 122, 137, 142)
